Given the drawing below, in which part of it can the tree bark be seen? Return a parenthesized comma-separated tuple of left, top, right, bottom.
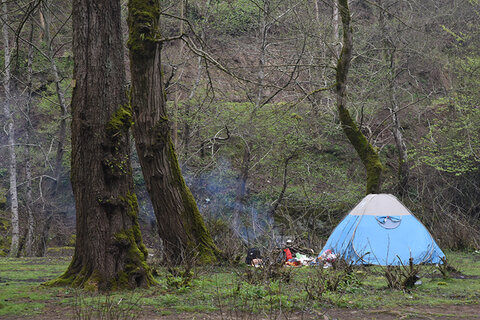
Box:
(269, 155, 294, 216)
(182, 55, 203, 156)
(25, 22, 36, 257)
(391, 102, 409, 196)
(231, 0, 270, 237)
(232, 142, 251, 236)
(36, 2, 71, 256)
(386, 51, 409, 196)
(2, 0, 20, 257)
(128, 0, 218, 264)
(332, 0, 340, 57)
(44, 5, 68, 195)
(255, 0, 269, 109)
(335, 0, 383, 194)
(377, 1, 409, 196)
(172, 0, 185, 149)
(49, 0, 154, 290)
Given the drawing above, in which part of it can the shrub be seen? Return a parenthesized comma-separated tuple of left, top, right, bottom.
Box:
(212, 0, 259, 36)
(384, 258, 420, 290)
(304, 258, 364, 300)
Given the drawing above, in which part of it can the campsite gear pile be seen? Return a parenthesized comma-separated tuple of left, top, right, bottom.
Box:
(285, 252, 316, 266)
(283, 239, 316, 266)
(317, 249, 337, 268)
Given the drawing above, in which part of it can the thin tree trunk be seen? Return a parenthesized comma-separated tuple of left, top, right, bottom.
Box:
(332, 0, 340, 57)
(172, 0, 185, 149)
(173, 96, 179, 149)
(36, 3, 70, 256)
(377, 1, 408, 196)
(255, 0, 268, 109)
(232, 143, 251, 235)
(25, 22, 36, 257)
(269, 155, 294, 216)
(232, 0, 270, 235)
(183, 55, 203, 156)
(2, 0, 20, 257)
(387, 51, 408, 196)
(128, 0, 218, 264)
(49, 0, 154, 290)
(182, 0, 211, 156)
(41, 4, 69, 188)
(391, 102, 409, 196)
(37, 212, 52, 257)
(335, 0, 383, 194)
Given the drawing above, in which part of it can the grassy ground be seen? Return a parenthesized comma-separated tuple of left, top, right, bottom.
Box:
(0, 251, 479, 319)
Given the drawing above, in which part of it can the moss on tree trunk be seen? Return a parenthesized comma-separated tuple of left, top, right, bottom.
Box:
(127, 0, 219, 264)
(47, 0, 154, 291)
(336, 0, 383, 194)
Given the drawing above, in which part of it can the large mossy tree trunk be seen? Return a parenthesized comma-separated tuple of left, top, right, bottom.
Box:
(127, 0, 218, 264)
(49, 0, 154, 291)
(335, 0, 383, 194)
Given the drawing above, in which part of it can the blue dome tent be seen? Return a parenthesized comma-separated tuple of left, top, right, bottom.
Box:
(319, 194, 445, 265)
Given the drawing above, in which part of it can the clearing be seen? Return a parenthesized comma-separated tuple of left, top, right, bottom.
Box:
(0, 251, 479, 319)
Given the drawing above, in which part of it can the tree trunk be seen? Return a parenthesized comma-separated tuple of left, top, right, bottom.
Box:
(232, 143, 251, 236)
(269, 155, 294, 216)
(335, 0, 383, 194)
(391, 103, 409, 196)
(255, 0, 269, 109)
(127, 0, 218, 264)
(231, 0, 270, 238)
(386, 51, 408, 196)
(332, 0, 340, 57)
(2, 0, 20, 257)
(377, 1, 409, 196)
(183, 55, 203, 156)
(172, 0, 185, 150)
(314, 0, 320, 23)
(36, 3, 70, 256)
(25, 22, 36, 257)
(49, 0, 154, 290)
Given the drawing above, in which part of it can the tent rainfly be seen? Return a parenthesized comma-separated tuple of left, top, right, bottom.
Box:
(319, 194, 445, 265)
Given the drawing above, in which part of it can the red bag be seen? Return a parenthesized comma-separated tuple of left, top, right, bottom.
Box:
(284, 248, 292, 261)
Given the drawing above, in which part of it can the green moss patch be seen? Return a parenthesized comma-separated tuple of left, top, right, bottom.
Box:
(106, 104, 134, 135)
(127, 0, 161, 57)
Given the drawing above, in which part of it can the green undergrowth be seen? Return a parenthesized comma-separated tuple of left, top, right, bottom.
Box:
(0, 251, 479, 318)
(46, 246, 75, 257)
(0, 257, 70, 317)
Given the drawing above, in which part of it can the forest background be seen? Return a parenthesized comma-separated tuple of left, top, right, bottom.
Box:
(1, 0, 479, 259)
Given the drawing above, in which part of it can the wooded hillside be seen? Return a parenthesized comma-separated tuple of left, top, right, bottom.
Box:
(1, 0, 479, 259)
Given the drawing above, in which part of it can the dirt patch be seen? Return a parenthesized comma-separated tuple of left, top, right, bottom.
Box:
(324, 305, 480, 320)
(14, 257, 71, 265)
(427, 273, 480, 280)
(1, 278, 51, 283)
(3, 303, 477, 320)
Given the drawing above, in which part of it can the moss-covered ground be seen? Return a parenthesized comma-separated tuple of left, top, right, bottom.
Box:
(0, 250, 479, 319)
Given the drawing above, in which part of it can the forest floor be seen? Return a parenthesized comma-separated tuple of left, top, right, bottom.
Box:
(1, 251, 479, 319)
(35, 303, 480, 319)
